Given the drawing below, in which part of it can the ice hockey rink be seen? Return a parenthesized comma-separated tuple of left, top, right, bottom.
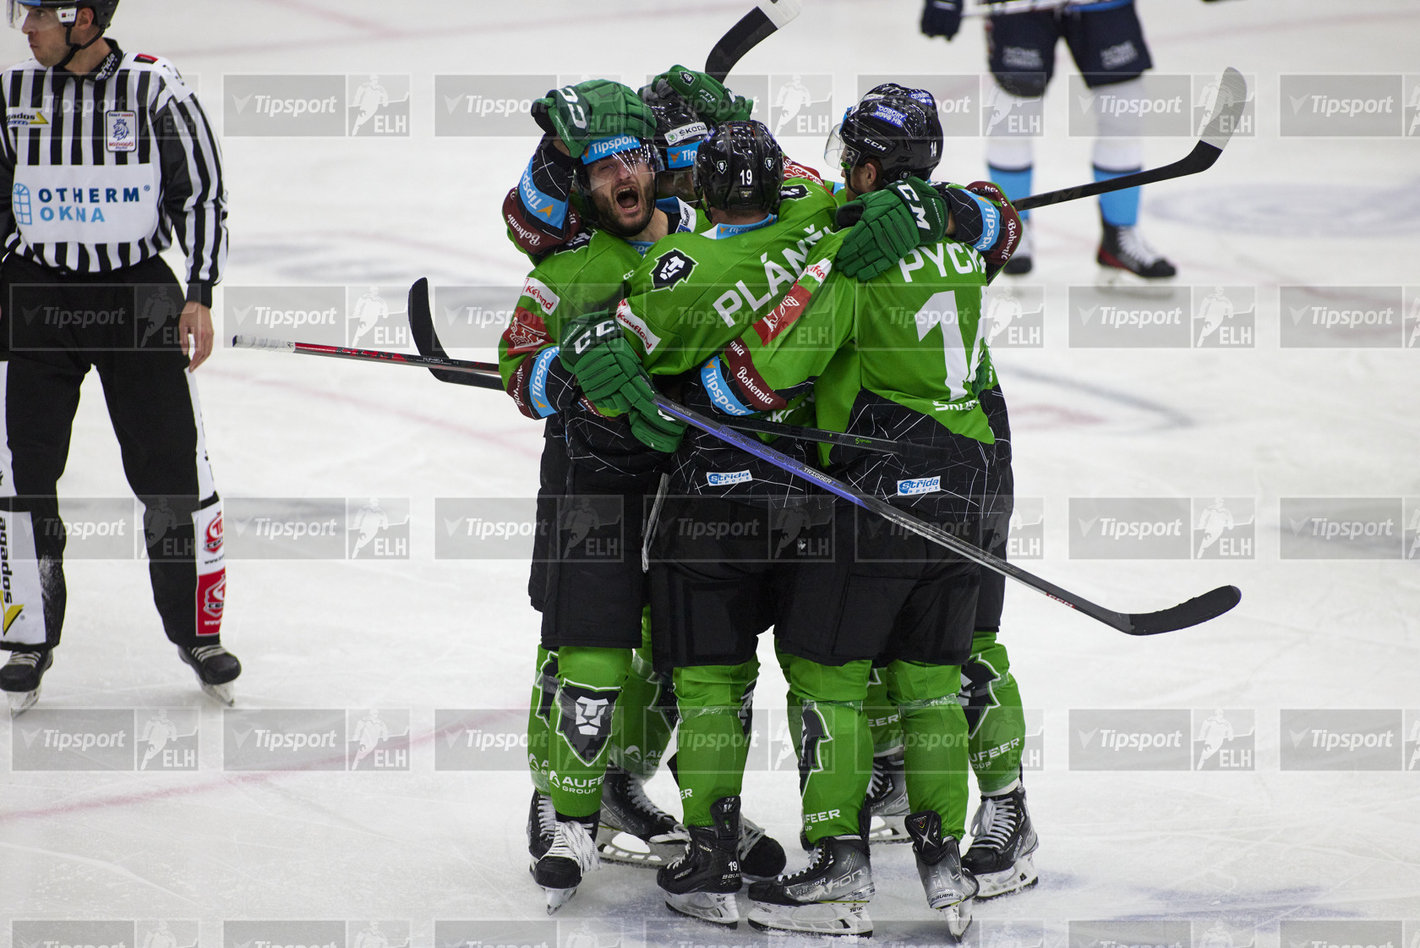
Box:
(1, 0, 1417, 945)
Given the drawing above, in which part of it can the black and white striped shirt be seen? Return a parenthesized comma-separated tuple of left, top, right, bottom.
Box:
(0, 43, 227, 305)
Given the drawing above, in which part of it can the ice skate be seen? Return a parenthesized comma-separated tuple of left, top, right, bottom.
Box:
(1097, 223, 1176, 285)
(1, 649, 52, 715)
(527, 790, 557, 862)
(905, 810, 977, 940)
(177, 643, 241, 706)
(962, 779, 1039, 899)
(532, 814, 599, 913)
(746, 834, 874, 936)
(1002, 223, 1032, 276)
(596, 764, 688, 867)
(866, 749, 910, 843)
(657, 795, 743, 927)
(737, 813, 786, 881)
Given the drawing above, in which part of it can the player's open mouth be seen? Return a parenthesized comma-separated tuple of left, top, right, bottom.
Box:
(615, 186, 640, 211)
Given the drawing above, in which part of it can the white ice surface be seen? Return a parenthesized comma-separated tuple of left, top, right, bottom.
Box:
(1, 1, 1418, 945)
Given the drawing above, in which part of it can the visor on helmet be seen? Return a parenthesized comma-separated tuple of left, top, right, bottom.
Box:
(8, 0, 76, 29)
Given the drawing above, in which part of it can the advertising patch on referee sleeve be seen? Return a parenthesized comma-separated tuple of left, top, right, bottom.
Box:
(7, 108, 46, 129)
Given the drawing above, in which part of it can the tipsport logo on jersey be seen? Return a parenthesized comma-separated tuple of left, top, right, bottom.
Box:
(222, 708, 410, 771)
(223, 74, 410, 137)
(11, 708, 197, 771)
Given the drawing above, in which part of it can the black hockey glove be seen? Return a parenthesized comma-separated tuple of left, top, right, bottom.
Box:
(920, 0, 963, 39)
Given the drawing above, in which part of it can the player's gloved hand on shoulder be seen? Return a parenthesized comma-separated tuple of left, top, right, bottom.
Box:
(834, 177, 950, 280)
(532, 80, 656, 159)
(920, 0, 963, 39)
(648, 65, 754, 123)
(957, 180, 1023, 277)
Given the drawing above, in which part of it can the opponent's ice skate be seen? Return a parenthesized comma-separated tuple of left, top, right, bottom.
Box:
(178, 643, 241, 706)
(1097, 223, 1176, 284)
(962, 779, 1039, 899)
(905, 810, 977, 940)
(1, 649, 52, 714)
(747, 834, 874, 936)
(658, 795, 743, 927)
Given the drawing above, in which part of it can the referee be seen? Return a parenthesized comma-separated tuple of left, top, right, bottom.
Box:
(0, 0, 235, 709)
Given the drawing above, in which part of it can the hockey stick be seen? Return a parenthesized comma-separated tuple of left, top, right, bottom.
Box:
(404, 278, 934, 457)
(704, 0, 804, 82)
(230, 334, 506, 391)
(654, 394, 1241, 635)
(1015, 67, 1247, 212)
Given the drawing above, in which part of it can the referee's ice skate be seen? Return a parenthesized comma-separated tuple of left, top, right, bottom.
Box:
(178, 644, 241, 706)
(1, 649, 53, 714)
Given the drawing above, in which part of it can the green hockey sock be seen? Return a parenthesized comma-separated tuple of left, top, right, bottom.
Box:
(779, 649, 872, 844)
(526, 646, 558, 794)
(865, 669, 904, 756)
(547, 645, 633, 819)
(672, 659, 758, 827)
(961, 630, 1026, 795)
(886, 659, 971, 840)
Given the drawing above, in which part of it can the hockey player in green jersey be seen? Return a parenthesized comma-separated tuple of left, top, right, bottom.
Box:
(498, 80, 699, 912)
(676, 87, 1021, 938)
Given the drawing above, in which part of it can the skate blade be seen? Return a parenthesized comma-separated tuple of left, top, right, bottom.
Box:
(596, 827, 687, 868)
(747, 895, 873, 937)
(544, 884, 578, 914)
(1094, 266, 1178, 298)
(928, 895, 974, 939)
(199, 681, 236, 707)
(973, 852, 1039, 900)
(866, 813, 911, 844)
(664, 890, 740, 927)
(7, 688, 40, 715)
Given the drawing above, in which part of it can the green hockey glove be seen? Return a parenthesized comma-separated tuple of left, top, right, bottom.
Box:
(626, 389, 687, 454)
(834, 177, 950, 280)
(558, 311, 641, 414)
(648, 65, 754, 123)
(532, 80, 656, 159)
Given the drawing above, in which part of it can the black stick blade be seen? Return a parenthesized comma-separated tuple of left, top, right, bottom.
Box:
(1127, 585, 1241, 636)
(704, 0, 803, 82)
(408, 278, 488, 387)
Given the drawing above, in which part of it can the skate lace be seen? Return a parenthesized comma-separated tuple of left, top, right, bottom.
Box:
(1117, 226, 1163, 266)
(738, 815, 768, 860)
(7, 652, 43, 668)
(971, 796, 1019, 850)
(534, 794, 558, 839)
(546, 820, 598, 872)
(622, 774, 665, 820)
(188, 644, 229, 662)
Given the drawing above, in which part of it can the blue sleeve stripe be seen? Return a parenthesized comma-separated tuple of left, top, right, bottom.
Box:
(529, 346, 560, 418)
(519, 158, 568, 232)
(699, 358, 755, 416)
(962, 190, 1000, 253)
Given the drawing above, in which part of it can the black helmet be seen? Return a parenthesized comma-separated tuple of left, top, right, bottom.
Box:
(694, 119, 784, 215)
(648, 92, 712, 172)
(831, 86, 943, 183)
(8, 0, 119, 31)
